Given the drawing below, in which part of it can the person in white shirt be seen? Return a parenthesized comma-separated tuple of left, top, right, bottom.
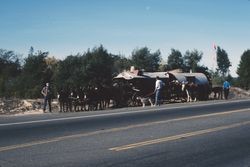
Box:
(154, 76, 165, 106)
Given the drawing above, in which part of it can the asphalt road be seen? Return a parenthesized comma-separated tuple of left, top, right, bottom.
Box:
(0, 99, 250, 167)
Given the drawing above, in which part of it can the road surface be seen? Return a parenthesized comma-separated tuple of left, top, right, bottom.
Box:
(0, 99, 250, 167)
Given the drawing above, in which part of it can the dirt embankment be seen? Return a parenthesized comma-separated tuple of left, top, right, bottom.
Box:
(0, 98, 59, 115)
(229, 87, 250, 98)
(1, 87, 249, 116)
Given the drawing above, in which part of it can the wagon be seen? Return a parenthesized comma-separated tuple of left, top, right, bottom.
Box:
(113, 69, 211, 105)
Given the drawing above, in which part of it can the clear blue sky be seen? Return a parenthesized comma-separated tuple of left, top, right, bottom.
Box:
(0, 0, 250, 77)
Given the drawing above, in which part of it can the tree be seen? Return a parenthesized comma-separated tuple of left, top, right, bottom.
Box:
(0, 49, 22, 97)
(18, 50, 49, 98)
(167, 48, 184, 70)
(55, 54, 85, 89)
(184, 49, 203, 72)
(29, 46, 34, 56)
(131, 47, 161, 71)
(44, 56, 59, 93)
(158, 60, 169, 72)
(237, 50, 250, 89)
(210, 70, 224, 86)
(112, 55, 132, 75)
(216, 46, 231, 77)
(55, 45, 117, 90)
(83, 45, 114, 86)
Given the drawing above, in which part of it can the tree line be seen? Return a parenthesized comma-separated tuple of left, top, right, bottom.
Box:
(0, 45, 249, 98)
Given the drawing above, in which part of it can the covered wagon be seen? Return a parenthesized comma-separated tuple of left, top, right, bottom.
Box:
(113, 68, 211, 105)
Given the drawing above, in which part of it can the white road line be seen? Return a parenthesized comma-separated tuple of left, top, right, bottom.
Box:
(0, 107, 249, 152)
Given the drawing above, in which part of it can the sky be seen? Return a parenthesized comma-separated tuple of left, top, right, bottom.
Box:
(0, 0, 250, 77)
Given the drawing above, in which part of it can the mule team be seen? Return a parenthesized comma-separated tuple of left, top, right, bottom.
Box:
(56, 80, 203, 112)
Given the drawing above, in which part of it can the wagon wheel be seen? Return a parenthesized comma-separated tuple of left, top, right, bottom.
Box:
(126, 91, 135, 107)
(126, 91, 140, 107)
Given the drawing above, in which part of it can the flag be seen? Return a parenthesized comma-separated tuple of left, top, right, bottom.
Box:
(213, 43, 217, 51)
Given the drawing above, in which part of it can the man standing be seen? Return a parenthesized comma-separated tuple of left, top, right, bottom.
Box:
(223, 80, 230, 100)
(41, 82, 52, 113)
(154, 76, 165, 106)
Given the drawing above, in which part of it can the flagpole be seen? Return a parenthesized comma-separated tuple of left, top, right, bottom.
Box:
(212, 43, 217, 72)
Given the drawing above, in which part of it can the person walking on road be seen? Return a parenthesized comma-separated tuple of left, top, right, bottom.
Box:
(41, 82, 52, 113)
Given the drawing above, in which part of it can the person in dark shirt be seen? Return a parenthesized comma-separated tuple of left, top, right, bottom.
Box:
(41, 83, 52, 113)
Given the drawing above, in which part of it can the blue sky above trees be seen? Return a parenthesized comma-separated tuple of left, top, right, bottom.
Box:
(0, 0, 250, 77)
